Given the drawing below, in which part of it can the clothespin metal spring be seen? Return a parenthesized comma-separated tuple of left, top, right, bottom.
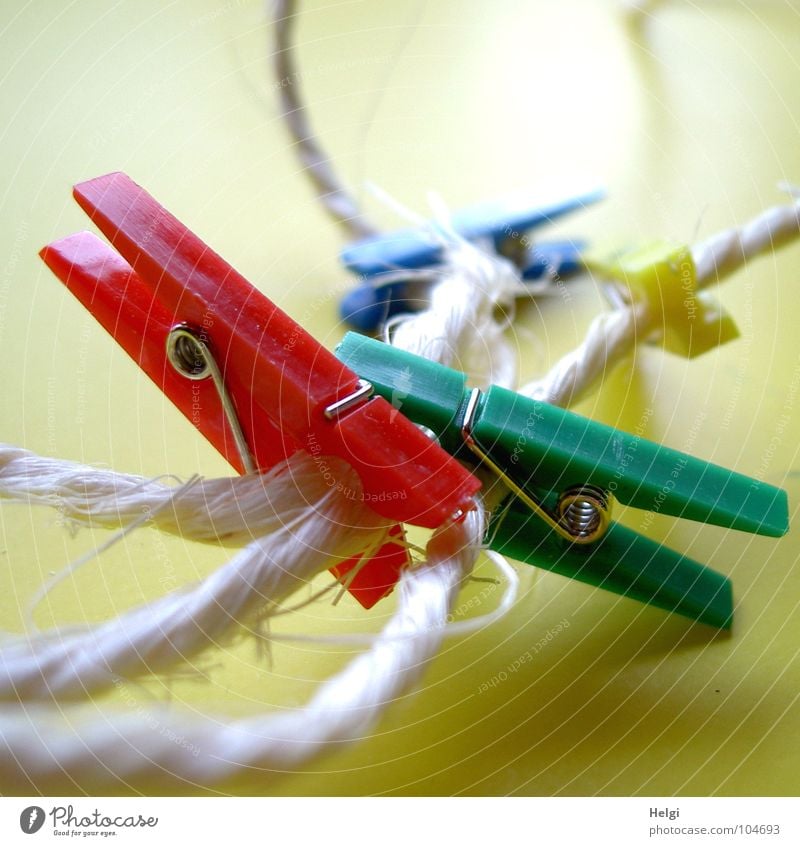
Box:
(166, 325, 256, 474)
(461, 387, 611, 545)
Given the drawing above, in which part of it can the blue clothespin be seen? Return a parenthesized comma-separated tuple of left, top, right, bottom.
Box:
(339, 189, 603, 331)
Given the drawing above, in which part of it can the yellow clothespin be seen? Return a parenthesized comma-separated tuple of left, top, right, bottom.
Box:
(586, 241, 739, 357)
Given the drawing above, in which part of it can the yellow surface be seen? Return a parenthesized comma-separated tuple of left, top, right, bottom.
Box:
(1, 0, 799, 796)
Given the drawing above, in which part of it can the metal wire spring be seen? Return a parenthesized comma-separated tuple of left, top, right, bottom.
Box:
(557, 485, 611, 541)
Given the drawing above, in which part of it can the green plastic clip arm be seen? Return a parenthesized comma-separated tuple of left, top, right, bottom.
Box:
(336, 332, 790, 627)
(475, 386, 787, 537)
(495, 496, 733, 629)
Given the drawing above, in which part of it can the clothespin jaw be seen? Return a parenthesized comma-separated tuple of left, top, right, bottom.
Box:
(335, 332, 790, 627)
(586, 241, 739, 358)
(493, 497, 734, 629)
(339, 189, 603, 331)
(40, 172, 484, 609)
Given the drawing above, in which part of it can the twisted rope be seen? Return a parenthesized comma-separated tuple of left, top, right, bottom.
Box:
(0, 0, 798, 793)
(523, 201, 800, 407)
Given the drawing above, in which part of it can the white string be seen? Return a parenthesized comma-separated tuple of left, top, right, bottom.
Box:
(24, 474, 204, 634)
(2, 193, 796, 793)
(0, 445, 349, 544)
(388, 229, 524, 390)
(692, 200, 800, 284)
(0, 452, 392, 701)
(0, 236, 515, 788)
(271, 0, 379, 241)
(522, 199, 800, 407)
(1, 0, 798, 790)
(0, 216, 523, 708)
(257, 550, 519, 646)
(0, 510, 484, 793)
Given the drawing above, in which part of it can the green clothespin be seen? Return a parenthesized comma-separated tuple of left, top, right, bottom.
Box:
(336, 332, 790, 629)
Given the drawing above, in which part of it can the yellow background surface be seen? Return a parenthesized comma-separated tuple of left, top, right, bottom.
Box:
(1, 0, 799, 795)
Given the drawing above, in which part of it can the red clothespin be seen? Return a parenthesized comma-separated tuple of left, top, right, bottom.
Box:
(40, 172, 481, 607)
